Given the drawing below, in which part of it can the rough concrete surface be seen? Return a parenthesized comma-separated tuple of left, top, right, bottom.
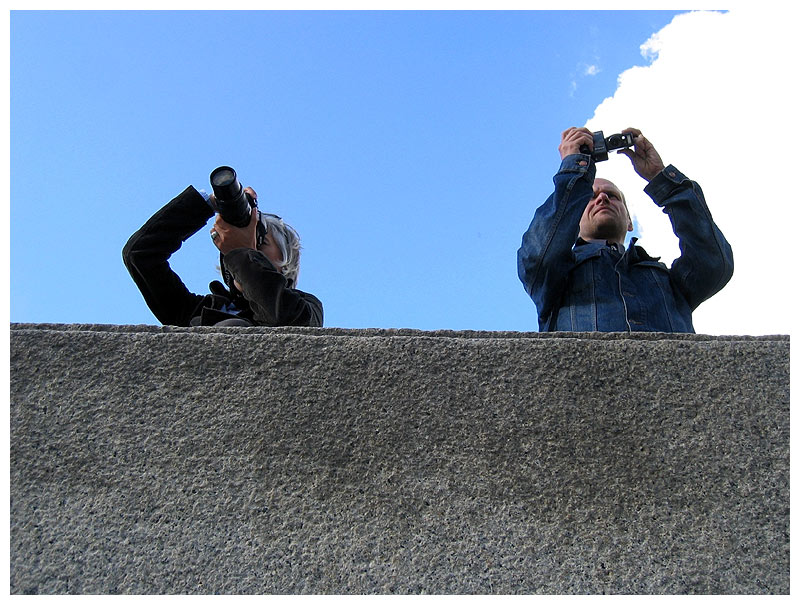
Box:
(10, 323, 789, 594)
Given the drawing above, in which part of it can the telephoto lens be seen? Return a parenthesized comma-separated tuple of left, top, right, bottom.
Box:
(209, 166, 254, 227)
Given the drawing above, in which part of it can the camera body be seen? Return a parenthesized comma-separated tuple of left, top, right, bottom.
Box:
(209, 166, 257, 228)
(580, 131, 635, 162)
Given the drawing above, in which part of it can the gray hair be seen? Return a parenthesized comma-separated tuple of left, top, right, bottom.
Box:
(258, 212, 301, 287)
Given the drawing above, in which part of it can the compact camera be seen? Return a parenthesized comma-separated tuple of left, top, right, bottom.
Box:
(580, 131, 635, 162)
(209, 166, 258, 228)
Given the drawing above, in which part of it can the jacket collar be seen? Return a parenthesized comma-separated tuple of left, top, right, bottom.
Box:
(574, 237, 662, 263)
(576, 237, 624, 254)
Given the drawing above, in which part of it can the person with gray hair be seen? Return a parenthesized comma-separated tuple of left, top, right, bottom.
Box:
(123, 182, 323, 327)
(255, 212, 301, 287)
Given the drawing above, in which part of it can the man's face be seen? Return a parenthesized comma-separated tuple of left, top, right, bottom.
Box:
(579, 178, 633, 244)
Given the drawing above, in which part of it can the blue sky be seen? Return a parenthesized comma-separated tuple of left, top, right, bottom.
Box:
(11, 10, 689, 330)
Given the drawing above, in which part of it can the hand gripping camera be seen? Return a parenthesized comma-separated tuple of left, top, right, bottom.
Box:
(209, 166, 258, 228)
(580, 131, 635, 162)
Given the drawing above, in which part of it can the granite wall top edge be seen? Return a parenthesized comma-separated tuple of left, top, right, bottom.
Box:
(8, 322, 790, 342)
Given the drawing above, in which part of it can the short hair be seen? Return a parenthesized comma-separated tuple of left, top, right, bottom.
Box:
(258, 212, 302, 287)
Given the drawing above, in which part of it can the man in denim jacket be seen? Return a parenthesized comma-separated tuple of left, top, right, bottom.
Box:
(517, 127, 733, 333)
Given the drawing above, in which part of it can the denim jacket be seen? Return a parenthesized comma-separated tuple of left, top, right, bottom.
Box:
(517, 155, 733, 332)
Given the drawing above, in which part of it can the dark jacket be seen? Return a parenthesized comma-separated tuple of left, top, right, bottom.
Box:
(123, 186, 323, 327)
(517, 155, 733, 332)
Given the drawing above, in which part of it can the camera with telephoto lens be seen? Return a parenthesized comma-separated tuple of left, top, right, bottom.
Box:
(580, 131, 635, 162)
(209, 166, 258, 228)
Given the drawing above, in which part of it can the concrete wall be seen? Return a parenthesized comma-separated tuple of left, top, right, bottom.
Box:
(10, 323, 789, 594)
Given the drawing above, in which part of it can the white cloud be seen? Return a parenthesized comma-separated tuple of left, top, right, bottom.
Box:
(569, 79, 578, 97)
(585, 9, 796, 335)
(570, 63, 599, 97)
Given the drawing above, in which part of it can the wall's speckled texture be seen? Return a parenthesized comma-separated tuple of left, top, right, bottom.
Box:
(10, 324, 789, 594)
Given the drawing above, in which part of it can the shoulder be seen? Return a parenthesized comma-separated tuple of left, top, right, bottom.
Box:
(295, 289, 323, 308)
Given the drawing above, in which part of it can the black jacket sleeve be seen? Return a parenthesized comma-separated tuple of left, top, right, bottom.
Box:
(122, 186, 213, 326)
(222, 248, 324, 327)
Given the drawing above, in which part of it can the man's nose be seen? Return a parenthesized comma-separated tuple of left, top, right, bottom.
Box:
(595, 192, 610, 204)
